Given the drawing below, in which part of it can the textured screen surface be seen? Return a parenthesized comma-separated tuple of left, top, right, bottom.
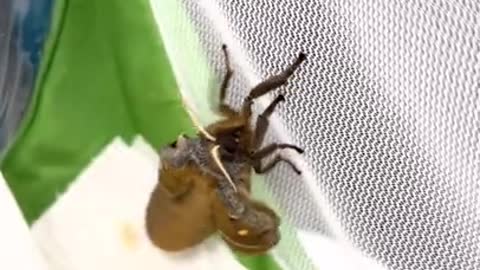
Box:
(179, 1, 479, 270)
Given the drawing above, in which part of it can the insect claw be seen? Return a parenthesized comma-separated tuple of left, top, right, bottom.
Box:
(297, 52, 306, 61)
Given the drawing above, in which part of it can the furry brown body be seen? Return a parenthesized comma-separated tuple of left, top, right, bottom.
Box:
(146, 163, 216, 251)
(146, 45, 306, 254)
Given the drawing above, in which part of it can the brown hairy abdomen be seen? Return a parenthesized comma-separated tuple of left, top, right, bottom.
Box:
(145, 171, 216, 251)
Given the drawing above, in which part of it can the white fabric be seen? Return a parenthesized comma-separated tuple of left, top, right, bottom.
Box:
(0, 172, 49, 270)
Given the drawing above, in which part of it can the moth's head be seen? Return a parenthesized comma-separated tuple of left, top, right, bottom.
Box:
(216, 128, 242, 154)
(159, 134, 191, 161)
(206, 114, 251, 158)
(167, 133, 190, 149)
(213, 194, 281, 254)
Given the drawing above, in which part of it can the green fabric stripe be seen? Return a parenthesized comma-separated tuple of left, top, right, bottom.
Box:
(0, 0, 196, 224)
(148, 1, 316, 269)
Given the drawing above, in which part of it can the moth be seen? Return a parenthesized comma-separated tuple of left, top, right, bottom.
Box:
(146, 44, 306, 254)
(146, 137, 281, 254)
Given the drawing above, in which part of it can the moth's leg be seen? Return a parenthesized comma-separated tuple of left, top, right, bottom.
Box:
(205, 117, 245, 138)
(159, 168, 194, 199)
(252, 95, 285, 150)
(219, 44, 236, 116)
(253, 154, 301, 175)
(251, 143, 303, 160)
(241, 53, 306, 117)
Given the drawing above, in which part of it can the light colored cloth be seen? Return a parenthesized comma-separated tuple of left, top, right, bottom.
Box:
(0, 172, 49, 270)
(29, 137, 247, 270)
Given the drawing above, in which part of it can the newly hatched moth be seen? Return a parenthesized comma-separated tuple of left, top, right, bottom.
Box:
(146, 44, 306, 254)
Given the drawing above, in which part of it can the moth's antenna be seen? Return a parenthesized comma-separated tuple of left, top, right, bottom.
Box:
(183, 101, 216, 142)
(211, 145, 237, 192)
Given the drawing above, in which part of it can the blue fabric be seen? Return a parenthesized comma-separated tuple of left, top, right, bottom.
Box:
(0, 0, 54, 153)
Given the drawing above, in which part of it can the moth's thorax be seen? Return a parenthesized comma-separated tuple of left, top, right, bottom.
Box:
(159, 136, 249, 181)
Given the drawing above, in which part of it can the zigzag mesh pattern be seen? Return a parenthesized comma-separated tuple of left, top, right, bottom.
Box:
(180, 1, 480, 269)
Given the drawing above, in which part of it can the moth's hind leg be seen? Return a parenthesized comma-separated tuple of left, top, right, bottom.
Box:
(252, 94, 285, 150)
(241, 53, 306, 117)
(251, 143, 304, 175)
(218, 44, 236, 117)
(253, 154, 301, 175)
(252, 143, 304, 159)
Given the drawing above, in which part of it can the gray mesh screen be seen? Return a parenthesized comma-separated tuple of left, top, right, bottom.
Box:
(179, 1, 480, 270)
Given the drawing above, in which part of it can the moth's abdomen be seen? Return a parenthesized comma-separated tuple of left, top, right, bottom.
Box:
(145, 168, 216, 251)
